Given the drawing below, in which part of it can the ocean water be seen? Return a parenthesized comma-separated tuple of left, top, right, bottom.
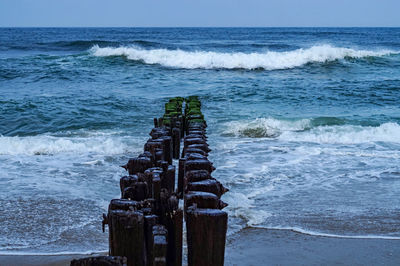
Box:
(1, 27, 400, 254)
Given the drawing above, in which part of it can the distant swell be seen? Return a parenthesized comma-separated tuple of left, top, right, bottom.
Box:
(90, 44, 398, 70)
(51, 40, 120, 49)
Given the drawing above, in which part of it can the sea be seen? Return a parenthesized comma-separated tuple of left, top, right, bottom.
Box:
(0, 27, 399, 255)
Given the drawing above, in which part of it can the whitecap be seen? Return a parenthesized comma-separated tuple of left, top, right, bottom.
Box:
(280, 122, 400, 144)
(0, 134, 128, 155)
(90, 44, 398, 70)
(222, 117, 311, 138)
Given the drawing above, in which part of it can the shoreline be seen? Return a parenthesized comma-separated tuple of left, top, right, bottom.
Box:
(2, 228, 400, 265)
(225, 227, 400, 265)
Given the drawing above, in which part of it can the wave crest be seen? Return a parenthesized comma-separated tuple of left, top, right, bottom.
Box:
(223, 118, 311, 138)
(223, 118, 400, 144)
(280, 122, 400, 144)
(0, 134, 128, 155)
(90, 44, 398, 70)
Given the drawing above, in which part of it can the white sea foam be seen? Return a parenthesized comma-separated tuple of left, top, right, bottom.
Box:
(280, 122, 400, 144)
(0, 134, 128, 155)
(223, 192, 271, 227)
(251, 226, 400, 240)
(0, 250, 108, 256)
(223, 118, 400, 144)
(223, 117, 311, 138)
(90, 44, 397, 70)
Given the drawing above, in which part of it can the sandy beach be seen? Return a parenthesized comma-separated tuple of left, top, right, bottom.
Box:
(1, 228, 399, 265)
(225, 228, 400, 265)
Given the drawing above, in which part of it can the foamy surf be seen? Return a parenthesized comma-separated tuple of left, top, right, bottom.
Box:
(90, 44, 398, 70)
(223, 192, 272, 228)
(280, 122, 400, 144)
(222, 118, 400, 144)
(0, 250, 108, 256)
(222, 117, 311, 138)
(0, 134, 129, 155)
(251, 226, 400, 240)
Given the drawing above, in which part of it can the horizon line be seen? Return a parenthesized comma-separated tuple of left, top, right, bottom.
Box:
(1, 26, 400, 29)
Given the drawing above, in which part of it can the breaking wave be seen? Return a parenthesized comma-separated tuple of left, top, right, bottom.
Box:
(223, 118, 312, 138)
(90, 44, 398, 70)
(0, 134, 128, 155)
(223, 118, 400, 144)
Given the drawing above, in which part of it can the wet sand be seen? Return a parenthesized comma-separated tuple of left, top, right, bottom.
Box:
(1, 228, 399, 265)
(0, 253, 105, 266)
(225, 228, 400, 265)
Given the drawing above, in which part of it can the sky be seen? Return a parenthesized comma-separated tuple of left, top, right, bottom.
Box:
(0, 0, 399, 27)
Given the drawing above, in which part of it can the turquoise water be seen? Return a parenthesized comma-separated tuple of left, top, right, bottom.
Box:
(1, 27, 400, 254)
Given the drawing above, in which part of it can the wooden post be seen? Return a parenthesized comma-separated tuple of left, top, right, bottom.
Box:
(184, 138, 208, 150)
(144, 215, 158, 266)
(172, 128, 180, 159)
(152, 225, 168, 266)
(184, 191, 227, 213)
(125, 157, 153, 175)
(182, 144, 210, 157)
(186, 179, 228, 198)
(121, 182, 149, 201)
(184, 159, 215, 173)
(161, 162, 175, 194)
(144, 167, 163, 199)
(120, 175, 138, 193)
(109, 210, 146, 266)
(177, 158, 185, 198)
(183, 148, 207, 157)
(165, 209, 183, 266)
(104, 199, 141, 250)
(160, 136, 173, 165)
(185, 170, 211, 182)
(186, 208, 227, 266)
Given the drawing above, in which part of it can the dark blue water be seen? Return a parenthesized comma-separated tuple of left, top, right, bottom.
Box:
(1, 28, 400, 254)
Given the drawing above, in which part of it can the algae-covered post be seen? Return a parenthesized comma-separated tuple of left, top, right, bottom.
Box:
(182, 96, 228, 266)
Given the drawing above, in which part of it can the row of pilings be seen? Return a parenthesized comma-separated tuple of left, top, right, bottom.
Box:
(71, 96, 229, 266)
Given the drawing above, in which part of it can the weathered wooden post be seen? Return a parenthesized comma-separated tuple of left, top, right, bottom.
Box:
(172, 127, 180, 159)
(108, 210, 146, 266)
(144, 215, 158, 266)
(161, 162, 175, 194)
(120, 175, 139, 194)
(122, 182, 149, 201)
(165, 208, 183, 266)
(160, 136, 173, 165)
(187, 179, 228, 198)
(124, 156, 153, 175)
(177, 158, 185, 198)
(184, 191, 227, 213)
(152, 225, 168, 266)
(186, 207, 228, 266)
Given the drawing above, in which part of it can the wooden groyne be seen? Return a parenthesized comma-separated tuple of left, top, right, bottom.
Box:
(71, 96, 228, 266)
